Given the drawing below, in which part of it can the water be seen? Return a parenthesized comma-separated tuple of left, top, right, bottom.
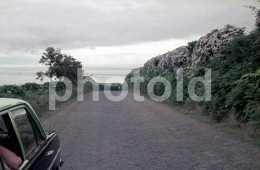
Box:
(0, 67, 130, 85)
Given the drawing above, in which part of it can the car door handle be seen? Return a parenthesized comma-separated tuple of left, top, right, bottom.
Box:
(46, 150, 54, 156)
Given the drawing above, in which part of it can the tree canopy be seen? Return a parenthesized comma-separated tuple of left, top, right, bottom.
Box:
(36, 47, 82, 84)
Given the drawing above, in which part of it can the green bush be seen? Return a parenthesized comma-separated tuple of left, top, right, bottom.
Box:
(22, 83, 41, 91)
(0, 82, 92, 117)
(0, 85, 25, 97)
(126, 15, 260, 133)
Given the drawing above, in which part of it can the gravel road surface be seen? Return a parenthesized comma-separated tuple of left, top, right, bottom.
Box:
(42, 91, 260, 170)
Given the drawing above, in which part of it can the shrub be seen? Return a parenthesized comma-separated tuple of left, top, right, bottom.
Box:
(0, 85, 25, 97)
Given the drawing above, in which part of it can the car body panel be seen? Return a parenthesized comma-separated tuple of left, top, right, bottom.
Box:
(0, 98, 26, 112)
(0, 98, 62, 170)
(21, 132, 61, 170)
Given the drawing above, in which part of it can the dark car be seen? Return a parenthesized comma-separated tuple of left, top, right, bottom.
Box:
(0, 98, 63, 170)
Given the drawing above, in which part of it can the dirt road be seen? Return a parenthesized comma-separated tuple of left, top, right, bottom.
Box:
(42, 91, 260, 169)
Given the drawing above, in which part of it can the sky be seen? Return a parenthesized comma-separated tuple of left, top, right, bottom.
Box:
(0, 0, 259, 84)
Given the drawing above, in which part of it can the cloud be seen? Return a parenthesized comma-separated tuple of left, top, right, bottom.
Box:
(1, 0, 260, 84)
(0, 37, 196, 83)
(66, 37, 197, 70)
(0, 0, 259, 53)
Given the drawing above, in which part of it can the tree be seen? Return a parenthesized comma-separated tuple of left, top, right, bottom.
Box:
(36, 47, 83, 85)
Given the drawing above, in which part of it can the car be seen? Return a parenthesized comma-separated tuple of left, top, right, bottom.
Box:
(0, 98, 63, 170)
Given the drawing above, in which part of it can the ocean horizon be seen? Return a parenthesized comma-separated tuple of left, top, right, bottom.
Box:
(0, 66, 130, 85)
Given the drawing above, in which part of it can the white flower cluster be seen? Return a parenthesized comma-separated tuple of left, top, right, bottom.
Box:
(139, 26, 245, 75)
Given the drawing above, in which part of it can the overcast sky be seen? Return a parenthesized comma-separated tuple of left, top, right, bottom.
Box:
(0, 0, 259, 84)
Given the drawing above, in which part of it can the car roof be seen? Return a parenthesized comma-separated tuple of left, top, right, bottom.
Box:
(0, 98, 27, 112)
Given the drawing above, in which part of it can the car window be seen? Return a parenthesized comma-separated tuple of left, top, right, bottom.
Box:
(30, 116, 44, 144)
(0, 117, 7, 134)
(0, 157, 3, 170)
(11, 108, 37, 157)
(0, 116, 12, 151)
(0, 114, 22, 169)
(0, 116, 8, 170)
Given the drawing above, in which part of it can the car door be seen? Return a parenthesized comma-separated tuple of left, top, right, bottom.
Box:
(0, 111, 23, 170)
(9, 106, 59, 170)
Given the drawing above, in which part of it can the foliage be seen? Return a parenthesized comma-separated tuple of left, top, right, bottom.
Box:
(37, 47, 83, 85)
(207, 29, 219, 37)
(126, 9, 260, 133)
(0, 82, 92, 116)
(0, 85, 25, 97)
(22, 83, 41, 91)
(187, 41, 197, 53)
(197, 32, 260, 130)
(153, 59, 160, 67)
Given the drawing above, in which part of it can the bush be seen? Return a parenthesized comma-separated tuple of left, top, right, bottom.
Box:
(0, 82, 92, 117)
(22, 83, 41, 91)
(0, 85, 25, 97)
(126, 14, 260, 133)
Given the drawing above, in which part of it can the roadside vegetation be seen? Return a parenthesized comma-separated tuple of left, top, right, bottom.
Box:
(0, 46, 122, 116)
(0, 82, 93, 116)
(0, 48, 93, 116)
(126, 9, 260, 136)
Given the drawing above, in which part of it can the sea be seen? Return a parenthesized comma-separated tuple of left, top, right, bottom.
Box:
(0, 66, 130, 85)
